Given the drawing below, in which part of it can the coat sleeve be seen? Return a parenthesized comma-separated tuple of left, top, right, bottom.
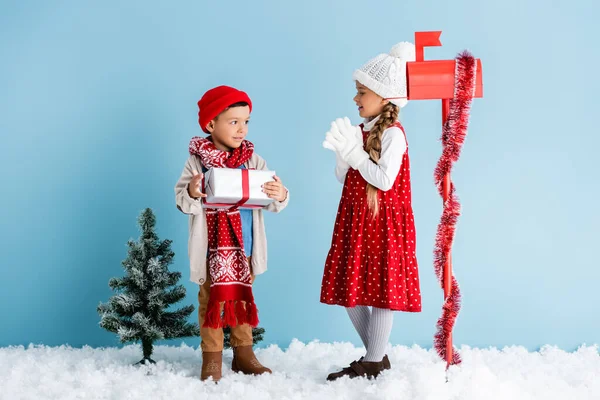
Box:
(174, 156, 204, 215)
(356, 127, 407, 191)
(255, 154, 289, 213)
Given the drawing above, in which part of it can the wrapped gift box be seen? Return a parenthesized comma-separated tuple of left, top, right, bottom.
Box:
(202, 167, 275, 209)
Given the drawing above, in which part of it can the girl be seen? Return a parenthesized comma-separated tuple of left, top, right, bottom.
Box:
(321, 42, 421, 380)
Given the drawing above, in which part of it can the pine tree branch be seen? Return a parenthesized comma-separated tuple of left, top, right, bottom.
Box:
(161, 320, 199, 339)
(157, 239, 173, 255)
(108, 277, 132, 290)
(158, 252, 175, 269)
(129, 266, 147, 290)
(108, 294, 142, 317)
(162, 285, 186, 306)
(98, 312, 122, 334)
(131, 313, 164, 341)
(147, 258, 169, 288)
(146, 287, 165, 312)
(161, 304, 195, 323)
(117, 326, 141, 343)
(166, 271, 181, 287)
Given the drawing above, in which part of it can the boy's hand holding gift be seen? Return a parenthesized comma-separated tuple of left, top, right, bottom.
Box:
(323, 117, 369, 169)
(188, 170, 207, 199)
(262, 176, 287, 202)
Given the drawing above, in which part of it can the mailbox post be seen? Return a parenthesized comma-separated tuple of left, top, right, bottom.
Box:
(407, 31, 483, 369)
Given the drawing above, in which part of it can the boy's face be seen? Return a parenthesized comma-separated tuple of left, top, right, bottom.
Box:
(206, 105, 251, 151)
(353, 82, 387, 119)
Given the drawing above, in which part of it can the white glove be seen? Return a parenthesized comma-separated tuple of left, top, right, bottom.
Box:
(323, 117, 369, 169)
(322, 121, 351, 177)
(322, 120, 348, 153)
(323, 120, 337, 153)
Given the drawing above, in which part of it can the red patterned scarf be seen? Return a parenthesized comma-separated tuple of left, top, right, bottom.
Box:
(189, 136, 259, 328)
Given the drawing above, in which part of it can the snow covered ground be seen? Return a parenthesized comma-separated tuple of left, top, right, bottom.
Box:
(1, 340, 598, 400)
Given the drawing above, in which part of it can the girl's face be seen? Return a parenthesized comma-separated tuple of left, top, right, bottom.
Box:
(354, 82, 388, 119)
(206, 105, 250, 152)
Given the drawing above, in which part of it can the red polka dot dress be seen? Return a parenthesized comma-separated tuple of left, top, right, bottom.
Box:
(320, 121, 421, 312)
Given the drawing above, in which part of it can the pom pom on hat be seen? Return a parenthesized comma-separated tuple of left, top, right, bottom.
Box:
(390, 41, 416, 60)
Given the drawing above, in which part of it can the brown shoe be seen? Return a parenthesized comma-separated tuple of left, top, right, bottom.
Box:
(327, 362, 358, 381)
(352, 359, 385, 379)
(200, 351, 223, 382)
(326, 359, 386, 381)
(231, 346, 272, 375)
(359, 355, 392, 369)
(382, 354, 391, 370)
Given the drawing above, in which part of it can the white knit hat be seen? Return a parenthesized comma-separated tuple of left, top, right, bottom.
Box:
(352, 41, 416, 108)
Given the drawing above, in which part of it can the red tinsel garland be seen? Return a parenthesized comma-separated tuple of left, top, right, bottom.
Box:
(433, 51, 477, 366)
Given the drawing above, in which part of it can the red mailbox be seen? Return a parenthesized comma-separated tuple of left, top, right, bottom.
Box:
(407, 31, 483, 100)
(407, 31, 483, 371)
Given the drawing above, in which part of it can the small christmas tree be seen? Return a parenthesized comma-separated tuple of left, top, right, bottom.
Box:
(97, 208, 199, 364)
(223, 326, 265, 349)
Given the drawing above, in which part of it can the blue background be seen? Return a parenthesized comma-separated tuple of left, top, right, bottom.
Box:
(1, 0, 598, 351)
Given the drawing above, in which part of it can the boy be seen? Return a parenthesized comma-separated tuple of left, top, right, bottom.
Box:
(174, 85, 289, 381)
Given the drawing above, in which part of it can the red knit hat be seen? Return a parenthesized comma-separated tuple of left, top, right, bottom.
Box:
(197, 85, 252, 133)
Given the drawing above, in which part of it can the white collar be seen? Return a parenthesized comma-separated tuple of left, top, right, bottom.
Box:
(362, 115, 381, 132)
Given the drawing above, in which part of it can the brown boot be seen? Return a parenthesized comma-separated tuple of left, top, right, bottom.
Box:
(327, 359, 386, 381)
(231, 346, 272, 375)
(200, 351, 223, 382)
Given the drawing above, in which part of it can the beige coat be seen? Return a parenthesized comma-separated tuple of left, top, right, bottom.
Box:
(174, 153, 289, 284)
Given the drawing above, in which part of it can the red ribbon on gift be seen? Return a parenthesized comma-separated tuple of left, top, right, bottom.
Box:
(235, 169, 250, 207)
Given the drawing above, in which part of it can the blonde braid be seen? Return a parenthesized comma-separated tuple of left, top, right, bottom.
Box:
(364, 102, 400, 216)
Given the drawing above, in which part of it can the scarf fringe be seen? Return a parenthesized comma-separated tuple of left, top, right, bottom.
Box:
(246, 302, 259, 327)
(224, 300, 237, 327)
(235, 300, 248, 325)
(202, 300, 259, 329)
(204, 300, 223, 329)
